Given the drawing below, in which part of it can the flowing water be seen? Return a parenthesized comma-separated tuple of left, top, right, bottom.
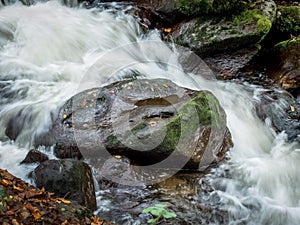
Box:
(0, 1, 300, 224)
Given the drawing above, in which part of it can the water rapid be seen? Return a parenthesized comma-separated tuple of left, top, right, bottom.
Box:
(0, 1, 299, 224)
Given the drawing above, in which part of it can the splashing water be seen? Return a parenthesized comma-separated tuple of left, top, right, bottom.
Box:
(0, 1, 300, 225)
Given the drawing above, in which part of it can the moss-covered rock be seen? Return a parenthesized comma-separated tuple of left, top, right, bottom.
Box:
(173, 0, 276, 56)
(40, 78, 232, 171)
(176, 0, 248, 16)
(274, 6, 300, 35)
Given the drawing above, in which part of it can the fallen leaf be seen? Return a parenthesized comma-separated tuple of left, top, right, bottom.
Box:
(290, 105, 295, 112)
(33, 211, 41, 220)
(55, 198, 71, 204)
(6, 210, 15, 215)
(21, 210, 30, 219)
(1, 179, 12, 186)
(114, 155, 122, 159)
(164, 28, 172, 33)
(91, 216, 103, 225)
(25, 190, 44, 199)
(63, 114, 67, 119)
(13, 185, 24, 192)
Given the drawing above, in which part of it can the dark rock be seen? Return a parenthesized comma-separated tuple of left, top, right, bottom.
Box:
(203, 47, 259, 79)
(175, 0, 248, 16)
(255, 89, 300, 142)
(32, 159, 96, 211)
(264, 5, 300, 46)
(172, 0, 276, 56)
(37, 78, 232, 171)
(263, 38, 300, 93)
(20, 149, 48, 164)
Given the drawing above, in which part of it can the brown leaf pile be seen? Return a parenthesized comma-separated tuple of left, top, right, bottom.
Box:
(0, 169, 113, 225)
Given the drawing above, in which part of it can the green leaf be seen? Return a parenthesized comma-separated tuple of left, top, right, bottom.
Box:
(147, 218, 157, 224)
(149, 208, 163, 216)
(163, 212, 177, 219)
(142, 207, 153, 213)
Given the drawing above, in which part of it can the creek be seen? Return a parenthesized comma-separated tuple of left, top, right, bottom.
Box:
(0, 1, 299, 224)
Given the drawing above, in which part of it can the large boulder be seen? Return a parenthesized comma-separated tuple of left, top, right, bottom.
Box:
(172, 0, 276, 56)
(32, 159, 97, 211)
(38, 78, 232, 171)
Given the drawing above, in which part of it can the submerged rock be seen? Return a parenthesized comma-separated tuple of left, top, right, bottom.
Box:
(38, 78, 232, 171)
(32, 159, 96, 211)
(172, 0, 276, 56)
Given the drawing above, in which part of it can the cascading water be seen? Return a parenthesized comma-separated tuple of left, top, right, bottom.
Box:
(0, 1, 299, 225)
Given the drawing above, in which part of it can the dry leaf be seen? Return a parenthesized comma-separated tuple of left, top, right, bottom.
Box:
(164, 28, 172, 33)
(33, 211, 41, 220)
(13, 185, 24, 192)
(55, 198, 71, 204)
(1, 179, 12, 186)
(290, 105, 295, 112)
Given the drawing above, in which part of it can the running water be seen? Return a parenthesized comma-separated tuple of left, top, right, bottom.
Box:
(0, 1, 299, 225)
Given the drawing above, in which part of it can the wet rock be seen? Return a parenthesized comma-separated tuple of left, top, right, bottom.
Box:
(32, 159, 96, 211)
(263, 38, 300, 93)
(172, 0, 276, 56)
(203, 47, 259, 79)
(38, 78, 232, 171)
(20, 149, 48, 164)
(255, 89, 300, 142)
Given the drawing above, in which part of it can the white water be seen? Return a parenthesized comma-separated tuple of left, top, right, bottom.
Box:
(0, 1, 300, 224)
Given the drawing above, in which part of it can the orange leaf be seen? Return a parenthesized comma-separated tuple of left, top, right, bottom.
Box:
(1, 179, 12, 186)
(13, 185, 24, 192)
(91, 216, 103, 225)
(55, 198, 71, 204)
(61, 220, 69, 225)
(33, 211, 41, 220)
(164, 28, 172, 33)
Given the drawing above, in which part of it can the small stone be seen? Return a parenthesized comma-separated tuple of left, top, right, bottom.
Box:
(11, 219, 19, 225)
(21, 210, 30, 219)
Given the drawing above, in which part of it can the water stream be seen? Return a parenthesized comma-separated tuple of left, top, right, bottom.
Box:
(0, 1, 299, 224)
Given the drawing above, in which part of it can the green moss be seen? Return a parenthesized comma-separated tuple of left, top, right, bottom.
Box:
(176, 0, 212, 16)
(176, 0, 246, 16)
(274, 37, 300, 48)
(257, 17, 272, 35)
(234, 9, 272, 39)
(274, 6, 300, 34)
(158, 91, 223, 154)
(71, 163, 84, 188)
